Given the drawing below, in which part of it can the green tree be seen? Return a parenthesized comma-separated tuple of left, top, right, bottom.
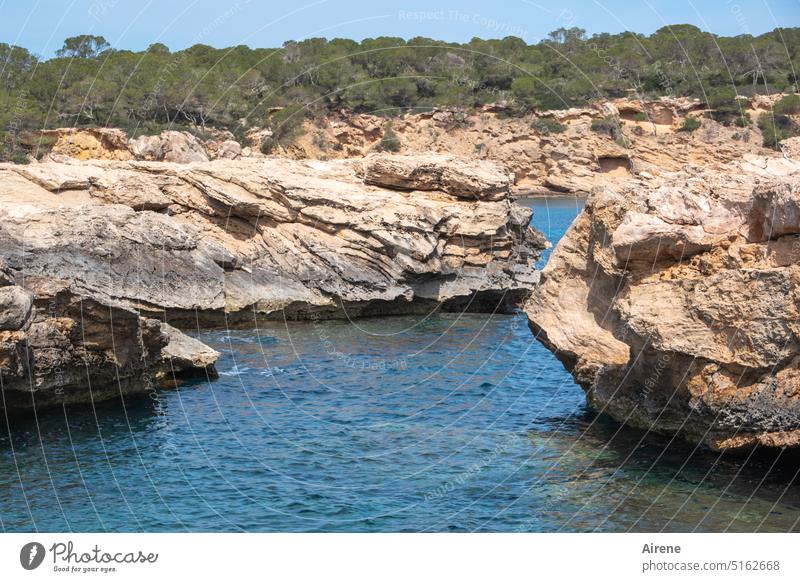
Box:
(56, 35, 111, 58)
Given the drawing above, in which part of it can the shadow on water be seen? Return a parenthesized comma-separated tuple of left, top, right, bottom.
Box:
(524, 410, 800, 532)
(1, 393, 164, 449)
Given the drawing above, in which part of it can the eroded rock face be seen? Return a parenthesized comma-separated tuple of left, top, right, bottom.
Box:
(525, 158, 800, 452)
(0, 154, 542, 412)
(278, 96, 780, 196)
(43, 128, 133, 161)
(1, 155, 541, 321)
(357, 154, 512, 200)
(0, 273, 218, 413)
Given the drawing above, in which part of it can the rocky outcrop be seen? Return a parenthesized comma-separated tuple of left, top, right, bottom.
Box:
(1, 155, 541, 320)
(357, 154, 512, 200)
(781, 136, 800, 161)
(0, 270, 218, 413)
(280, 97, 780, 197)
(128, 130, 210, 163)
(26, 95, 789, 186)
(525, 157, 800, 452)
(42, 128, 133, 161)
(207, 139, 243, 160)
(0, 154, 542, 412)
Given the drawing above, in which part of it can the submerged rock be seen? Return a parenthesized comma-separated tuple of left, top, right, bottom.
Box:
(0, 154, 543, 412)
(525, 156, 800, 452)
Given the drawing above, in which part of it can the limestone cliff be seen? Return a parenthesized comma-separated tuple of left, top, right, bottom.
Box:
(0, 154, 543, 412)
(525, 155, 800, 451)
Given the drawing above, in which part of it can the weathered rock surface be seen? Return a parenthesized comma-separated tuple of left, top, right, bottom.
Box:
(358, 154, 512, 200)
(0, 272, 218, 413)
(42, 128, 133, 161)
(525, 157, 800, 451)
(279, 96, 783, 196)
(128, 130, 210, 163)
(0, 154, 542, 412)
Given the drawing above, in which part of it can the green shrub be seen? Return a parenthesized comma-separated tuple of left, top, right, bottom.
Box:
(758, 113, 800, 150)
(332, 141, 344, 151)
(706, 87, 749, 126)
(591, 115, 619, 135)
(591, 115, 629, 146)
(678, 116, 701, 132)
(632, 112, 647, 122)
(774, 94, 800, 116)
(531, 117, 566, 135)
(260, 137, 277, 154)
(734, 112, 751, 127)
(267, 105, 307, 146)
(2, 30, 800, 141)
(375, 126, 401, 152)
(229, 122, 249, 145)
(12, 152, 30, 164)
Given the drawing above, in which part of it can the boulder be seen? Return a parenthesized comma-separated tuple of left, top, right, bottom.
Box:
(129, 130, 209, 163)
(0, 286, 34, 331)
(0, 278, 217, 413)
(749, 177, 800, 240)
(161, 323, 219, 374)
(781, 136, 800, 161)
(357, 153, 513, 200)
(526, 157, 800, 452)
(217, 140, 242, 159)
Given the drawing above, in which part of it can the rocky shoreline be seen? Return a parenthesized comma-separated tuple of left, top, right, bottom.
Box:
(4, 96, 800, 452)
(0, 154, 543, 414)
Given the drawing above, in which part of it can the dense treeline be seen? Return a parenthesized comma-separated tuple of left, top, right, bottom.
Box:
(1, 25, 799, 160)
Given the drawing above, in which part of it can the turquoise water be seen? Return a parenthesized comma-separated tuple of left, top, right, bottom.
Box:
(1, 196, 799, 532)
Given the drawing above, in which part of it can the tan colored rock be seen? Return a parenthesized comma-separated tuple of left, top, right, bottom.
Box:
(357, 154, 513, 200)
(0, 154, 543, 413)
(526, 159, 800, 452)
(161, 323, 219, 373)
(128, 134, 163, 160)
(0, 275, 217, 413)
(32, 94, 790, 197)
(44, 128, 132, 161)
(129, 130, 209, 163)
(781, 136, 800, 160)
(217, 140, 242, 159)
(749, 176, 800, 240)
(158, 130, 208, 163)
(750, 93, 785, 110)
(276, 97, 782, 196)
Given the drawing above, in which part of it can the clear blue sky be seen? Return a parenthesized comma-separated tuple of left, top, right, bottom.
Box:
(1, 0, 798, 58)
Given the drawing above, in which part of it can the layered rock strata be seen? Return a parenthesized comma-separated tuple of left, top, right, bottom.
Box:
(0, 268, 219, 413)
(0, 154, 543, 412)
(526, 157, 800, 451)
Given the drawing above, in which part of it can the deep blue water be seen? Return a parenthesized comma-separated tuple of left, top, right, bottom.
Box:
(1, 196, 799, 532)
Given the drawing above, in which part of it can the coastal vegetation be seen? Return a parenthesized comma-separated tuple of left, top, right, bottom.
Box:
(677, 116, 701, 132)
(531, 117, 566, 135)
(1, 25, 799, 161)
(758, 94, 800, 148)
